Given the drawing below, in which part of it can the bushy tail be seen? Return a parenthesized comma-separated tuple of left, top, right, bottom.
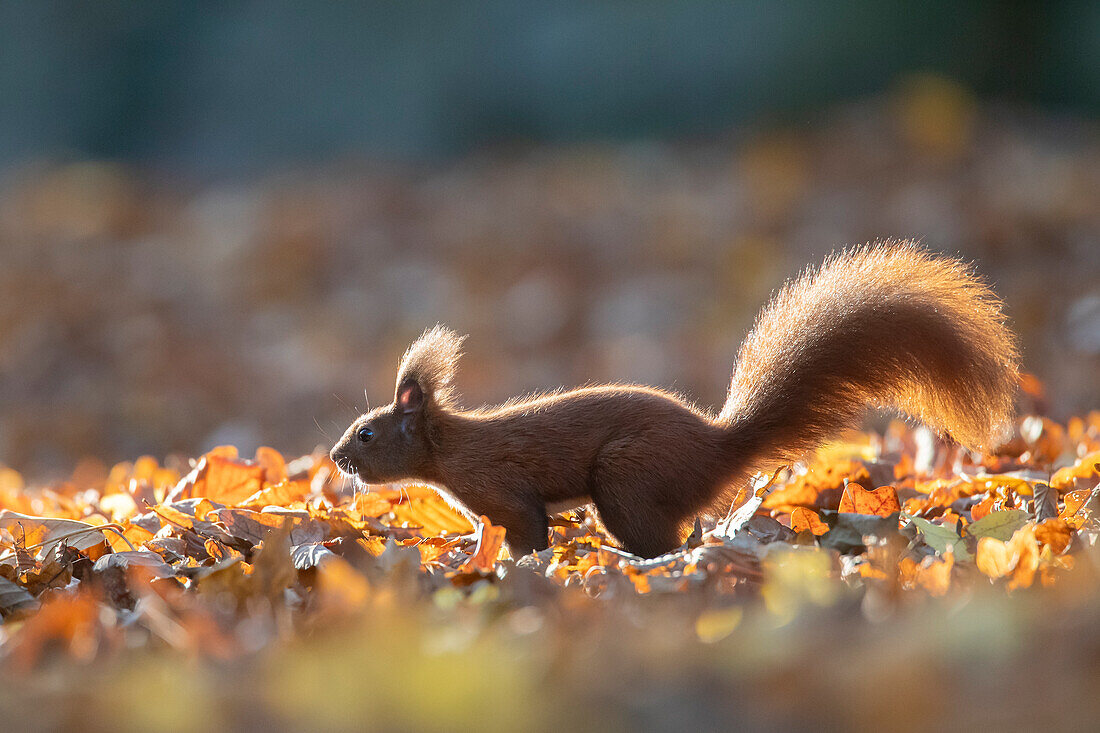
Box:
(719, 241, 1018, 467)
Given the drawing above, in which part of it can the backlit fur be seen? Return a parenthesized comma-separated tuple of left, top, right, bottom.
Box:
(332, 242, 1019, 558)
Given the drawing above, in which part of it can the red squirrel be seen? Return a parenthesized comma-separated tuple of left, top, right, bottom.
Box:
(331, 242, 1018, 558)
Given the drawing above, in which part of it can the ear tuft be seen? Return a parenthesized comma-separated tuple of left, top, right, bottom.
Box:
(396, 380, 424, 414)
(394, 325, 466, 409)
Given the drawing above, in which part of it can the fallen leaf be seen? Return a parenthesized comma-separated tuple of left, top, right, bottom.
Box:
(460, 516, 506, 574)
(900, 553, 953, 596)
(177, 454, 266, 505)
(1006, 525, 1039, 590)
(1050, 452, 1100, 492)
(241, 479, 310, 509)
(838, 483, 901, 516)
(93, 551, 175, 578)
(1034, 518, 1073, 555)
(0, 511, 108, 561)
(254, 446, 288, 484)
(211, 508, 323, 546)
(789, 507, 829, 536)
(975, 536, 1015, 579)
(1061, 489, 1096, 523)
(351, 491, 395, 518)
(0, 576, 39, 619)
(291, 542, 336, 570)
(819, 513, 899, 554)
(1033, 482, 1058, 522)
(970, 495, 996, 521)
(967, 509, 1030, 542)
(6, 590, 103, 669)
(910, 517, 971, 562)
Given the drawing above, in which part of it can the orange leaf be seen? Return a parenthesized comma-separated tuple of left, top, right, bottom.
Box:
(411, 497, 473, 535)
(417, 536, 461, 563)
(1034, 518, 1073, 555)
(901, 553, 953, 596)
(859, 562, 888, 581)
(132, 455, 160, 483)
(147, 503, 197, 530)
(351, 491, 395, 518)
(460, 516, 506, 574)
(789, 507, 829, 536)
(970, 495, 995, 521)
(0, 511, 109, 558)
(838, 483, 901, 516)
(254, 446, 288, 485)
(964, 475, 1034, 498)
(205, 537, 231, 562)
(972, 524, 1043, 591)
(1006, 525, 1039, 590)
(762, 459, 867, 512)
(392, 497, 473, 536)
(357, 536, 386, 556)
(1060, 487, 1096, 530)
(1061, 489, 1093, 519)
(922, 553, 954, 596)
(0, 470, 35, 515)
(194, 454, 265, 505)
(241, 479, 310, 509)
(1050, 451, 1100, 492)
(105, 521, 154, 553)
(207, 445, 239, 460)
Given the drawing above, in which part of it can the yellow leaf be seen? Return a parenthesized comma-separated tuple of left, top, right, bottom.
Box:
(975, 537, 1015, 579)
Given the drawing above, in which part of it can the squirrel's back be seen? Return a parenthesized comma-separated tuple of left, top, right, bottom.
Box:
(720, 241, 1018, 471)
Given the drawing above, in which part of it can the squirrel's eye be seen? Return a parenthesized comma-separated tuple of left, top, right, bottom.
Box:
(357, 426, 374, 442)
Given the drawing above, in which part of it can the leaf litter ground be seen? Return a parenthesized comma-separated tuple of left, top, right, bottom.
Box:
(2, 409, 1100, 731)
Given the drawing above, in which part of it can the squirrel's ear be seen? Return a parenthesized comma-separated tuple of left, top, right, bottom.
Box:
(394, 325, 466, 409)
(396, 379, 424, 414)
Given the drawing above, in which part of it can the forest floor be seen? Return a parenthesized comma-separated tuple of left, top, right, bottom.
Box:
(1, 407, 1099, 731)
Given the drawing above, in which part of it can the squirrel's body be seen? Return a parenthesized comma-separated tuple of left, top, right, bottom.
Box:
(331, 242, 1018, 558)
(421, 386, 729, 556)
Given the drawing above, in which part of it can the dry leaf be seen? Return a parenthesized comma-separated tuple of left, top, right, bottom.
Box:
(0, 511, 108, 560)
(975, 536, 1015, 579)
(460, 516, 506, 574)
(838, 483, 901, 516)
(790, 507, 830, 536)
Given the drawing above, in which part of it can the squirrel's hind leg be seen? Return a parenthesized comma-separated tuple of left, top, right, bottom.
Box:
(589, 441, 686, 558)
(589, 495, 683, 559)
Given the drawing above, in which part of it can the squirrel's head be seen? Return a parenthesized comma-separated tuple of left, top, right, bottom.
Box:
(330, 326, 465, 484)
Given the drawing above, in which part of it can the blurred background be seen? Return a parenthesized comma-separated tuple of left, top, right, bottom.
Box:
(0, 2, 1097, 476)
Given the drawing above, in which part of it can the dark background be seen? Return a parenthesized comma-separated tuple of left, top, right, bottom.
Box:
(1, 2, 1098, 173)
(0, 2, 1097, 476)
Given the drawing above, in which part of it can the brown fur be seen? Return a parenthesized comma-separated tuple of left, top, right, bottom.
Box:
(331, 241, 1018, 558)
